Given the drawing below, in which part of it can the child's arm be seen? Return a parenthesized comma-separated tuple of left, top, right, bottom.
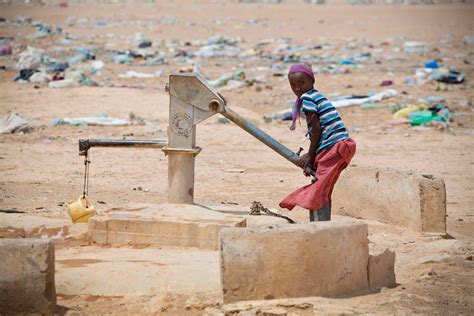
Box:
(290, 104, 298, 130)
(297, 112, 321, 175)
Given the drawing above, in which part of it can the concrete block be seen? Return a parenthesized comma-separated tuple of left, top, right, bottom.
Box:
(88, 204, 246, 250)
(0, 238, 56, 315)
(332, 166, 446, 233)
(219, 219, 369, 303)
(0, 213, 71, 238)
(245, 215, 290, 227)
(368, 249, 396, 290)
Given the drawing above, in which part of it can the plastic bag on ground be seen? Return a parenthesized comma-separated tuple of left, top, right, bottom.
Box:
(49, 79, 80, 88)
(0, 113, 29, 134)
(208, 70, 246, 88)
(119, 70, 163, 78)
(16, 46, 46, 70)
(52, 115, 131, 126)
(332, 89, 399, 108)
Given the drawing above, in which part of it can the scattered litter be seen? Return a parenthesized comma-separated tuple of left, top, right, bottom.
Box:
(48, 79, 80, 88)
(332, 89, 399, 108)
(197, 44, 242, 58)
(52, 114, 132, 126)
(404, 77, 414, 85)
(400, 103, 452, 127)
(419, 96, 445, 104)
(197, 37, 242, 58)
(221, 79, 247, 90)
(266, 90, 399, 122)
(138, 40, 152, 48)
(464, 35, 474, 45)
(0, 45, 12, 55)
(380, 80, 394, 86)
(119, 70, 163, 79)
(143, 56, 165, 66)
(16, 46, 46, 69)
(208, 70, 246, 88)
(93, 20, 108, 28)
(68, 51, 95, 65)
(429, 68, 465, 84)
(114, 54, 134, 64)
(92, 60, 104, 70)
(424, 59, 439, 69)
(408, 110, 435, 126)
(403, 41, 428, 54)
(160, 16, 176, 25)
(339, 60, 357, 65)
(414, 67, 465, 85)
(360, 103, 385, 109)
(29, 71, 52, 83)
(0, 112, 29, 134)
(393, 105, 424, 119)
(15, 68, 39, 81)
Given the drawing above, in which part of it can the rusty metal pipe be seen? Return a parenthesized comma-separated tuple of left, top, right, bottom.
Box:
(220, 107, 315, 176)
(79, 139, 167, 156)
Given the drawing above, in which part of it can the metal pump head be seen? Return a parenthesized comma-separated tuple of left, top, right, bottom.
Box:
(167, 74, 226, 150)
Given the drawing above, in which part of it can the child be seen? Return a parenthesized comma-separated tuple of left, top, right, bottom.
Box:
(279, 63, 356, 222)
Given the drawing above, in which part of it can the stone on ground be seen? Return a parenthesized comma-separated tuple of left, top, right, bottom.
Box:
(368, 248, 396, 290)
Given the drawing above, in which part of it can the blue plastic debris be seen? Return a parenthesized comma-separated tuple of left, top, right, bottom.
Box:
(425, 59, 439, 69)
(339, 60, 357, 66)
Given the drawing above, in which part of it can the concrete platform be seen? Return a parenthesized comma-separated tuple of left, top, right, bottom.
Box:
(55, 246, 219, 297)
(0, 213, 71, 238)
(88, 204, 247, 250)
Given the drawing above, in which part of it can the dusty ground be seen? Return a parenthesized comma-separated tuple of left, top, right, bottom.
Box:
(0, 1, 473, 315)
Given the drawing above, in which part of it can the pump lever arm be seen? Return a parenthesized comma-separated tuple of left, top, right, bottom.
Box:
(219, 107, 315, 177)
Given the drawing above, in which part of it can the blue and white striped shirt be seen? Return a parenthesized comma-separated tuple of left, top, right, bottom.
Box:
(301, 88, 350, 154)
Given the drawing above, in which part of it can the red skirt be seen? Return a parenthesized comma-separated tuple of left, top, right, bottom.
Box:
(279, 138, 356, 211)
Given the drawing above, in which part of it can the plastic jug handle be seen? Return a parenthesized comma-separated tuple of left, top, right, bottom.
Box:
(80, 194, 94, 209)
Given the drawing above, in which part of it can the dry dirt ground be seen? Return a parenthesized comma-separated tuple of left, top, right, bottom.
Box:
(0, 1, 473, 315)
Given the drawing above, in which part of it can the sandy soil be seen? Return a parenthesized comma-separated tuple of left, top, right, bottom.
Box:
(0, 1, 473, 315)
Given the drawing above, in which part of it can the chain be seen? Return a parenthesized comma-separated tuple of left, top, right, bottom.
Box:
(249, 201, 295, 224)
(82, 151, 91, 197)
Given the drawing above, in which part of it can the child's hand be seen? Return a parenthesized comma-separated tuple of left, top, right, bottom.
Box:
(297, 153, 311, 168)
(303, 166, 316, 177)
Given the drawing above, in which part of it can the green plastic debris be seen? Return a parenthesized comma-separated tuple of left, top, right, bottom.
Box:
(360, 103, 384, 109)
(408, 110, 434, 126)
(208, 70, 246, 88)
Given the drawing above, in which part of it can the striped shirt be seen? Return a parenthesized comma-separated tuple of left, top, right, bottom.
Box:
(301, 88, 350, 154)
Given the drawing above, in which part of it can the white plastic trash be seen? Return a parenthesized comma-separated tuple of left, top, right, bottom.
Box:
(29, 72, 51, 83)
(48, 79, 80, 88)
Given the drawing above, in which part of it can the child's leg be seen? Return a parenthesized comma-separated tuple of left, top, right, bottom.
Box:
(317, 204, 331, 221)
(309, 210, 316, 222)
